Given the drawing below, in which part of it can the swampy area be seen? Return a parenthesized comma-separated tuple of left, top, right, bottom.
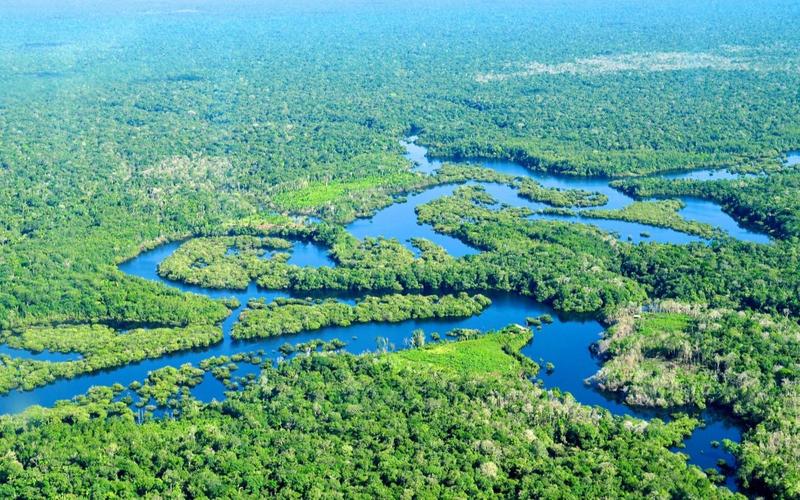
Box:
(1, 1, 799, 498)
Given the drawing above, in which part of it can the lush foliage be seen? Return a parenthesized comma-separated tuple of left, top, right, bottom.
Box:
(592, 303, 800, 496)
(0, 324, 221, 394)
(232, 293, 492, 339)
(613, 175, 800, 239)
(159, 207, 646, 316)
(581, 200, 719, 238)
(0, 1, 799, 496)
(435, 164, 609, 207)
(158, 235, 295, 289)
(619, 240, 800, 317)
(0, 335, 734, 498)
(1, 0, 799, 329)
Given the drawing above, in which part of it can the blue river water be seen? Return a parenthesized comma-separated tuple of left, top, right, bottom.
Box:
(0, 344, 81, 362)
(1, 138, 782, 492)
(398, 137, 770, 247)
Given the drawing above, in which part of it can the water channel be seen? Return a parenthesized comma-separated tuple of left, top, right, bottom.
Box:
(1, 138, 785, 492)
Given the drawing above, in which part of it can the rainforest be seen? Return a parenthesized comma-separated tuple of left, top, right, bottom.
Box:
(1, 0, 799, 498)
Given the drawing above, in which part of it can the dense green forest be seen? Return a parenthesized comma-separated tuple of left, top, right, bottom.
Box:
(154, 216, 645, 314)
(0, 0, 799, 497)
(0, 331, 736, 498)
(592, 303, 800, 496)
(613, 175, 800, 239)
(0, 324, 222, 394)
(2, 0, 800, 330)
(232, 293, 492, 339)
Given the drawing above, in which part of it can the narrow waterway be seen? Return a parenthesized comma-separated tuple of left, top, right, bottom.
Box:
(1, 138, 780, 492)
(398, 137, 771, 247)
(129, 242, 742, 490)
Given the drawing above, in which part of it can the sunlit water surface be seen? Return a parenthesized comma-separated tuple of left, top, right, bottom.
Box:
(3, 140, 780, 491)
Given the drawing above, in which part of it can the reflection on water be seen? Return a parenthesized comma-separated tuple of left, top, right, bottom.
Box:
(406, 137, 770, 245)
(0, 344, 82, 362)
(0, 238, 745, 490)
(402, 135, 441, 174)
(287, 240, 336, 267)
(0, 137, 771, 492)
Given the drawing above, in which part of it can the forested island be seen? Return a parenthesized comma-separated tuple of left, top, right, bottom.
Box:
(0, 0, 799, 498)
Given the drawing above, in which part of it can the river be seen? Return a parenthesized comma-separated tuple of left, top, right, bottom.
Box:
(1, 138, 782, 492)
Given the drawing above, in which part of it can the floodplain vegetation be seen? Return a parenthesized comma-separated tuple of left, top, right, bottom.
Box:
(232, 293, 492, 339)
(580, 200, 720, 239)
(0, 329, 738, 498)
(592, 302, 800, 497)
(0, 0, 799, 497)
(0, 325, 221, 394)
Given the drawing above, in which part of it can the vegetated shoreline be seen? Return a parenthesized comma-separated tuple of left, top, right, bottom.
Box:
(0, 140, 788, 495)
(122, 238, 752, 492)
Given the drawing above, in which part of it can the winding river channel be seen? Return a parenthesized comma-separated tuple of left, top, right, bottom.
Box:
(1, 140, 788, 492)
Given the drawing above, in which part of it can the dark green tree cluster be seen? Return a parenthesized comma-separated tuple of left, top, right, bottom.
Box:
(613, 175, 800, 239)
(0, 324, 221, 394)
(619, 240, 800, 317)
(0, 334, 734, 498)
(592, 303, 800, 496)
(232, 293, 491, 339)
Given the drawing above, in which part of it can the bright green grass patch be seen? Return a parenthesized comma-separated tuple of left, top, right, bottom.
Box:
(389, 328, 532, 377)
(272, 173, 418, 209)
(271, 151, 419, 212)
(604, 311, 693, 357)
(638, 312, 692, 336)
